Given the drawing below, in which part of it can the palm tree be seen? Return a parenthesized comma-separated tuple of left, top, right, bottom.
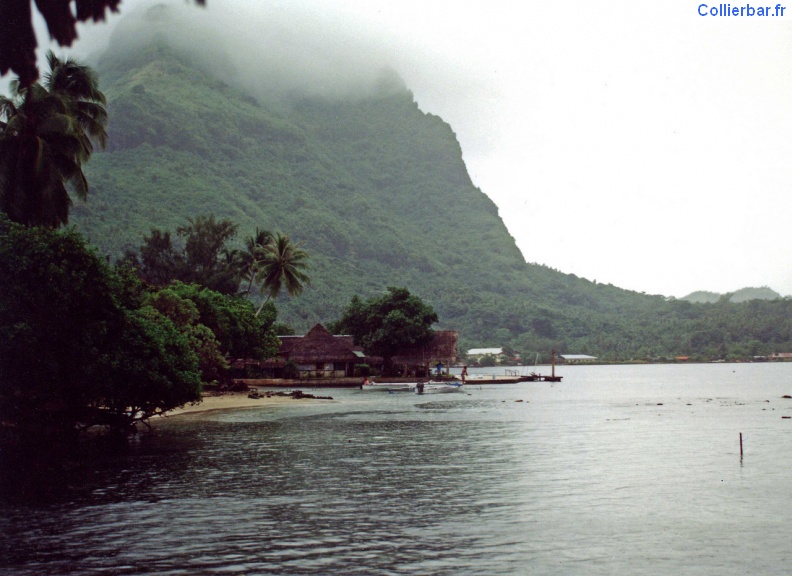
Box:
(254, 232, 310, 317)
(0, 51, 107, 228)
(236, 228, 273, 297)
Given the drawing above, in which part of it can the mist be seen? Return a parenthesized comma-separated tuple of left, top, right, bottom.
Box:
(102, 1, 411, 101)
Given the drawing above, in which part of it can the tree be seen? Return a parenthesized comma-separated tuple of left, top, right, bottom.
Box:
(165, 281, 280, 361)
(103, 305, 202, 431)
(237, 228, 273, 296)
(0, 214, 125, 445)
(178, 214, 239, 293)
(0, 51, 107, 227)
(137, 228, 184, 286)
(0, 215, 202, 450)
(144, 287, 228, 386)
(333, 287, 438, 374)
(254, 232, 310, 316)
(133, 214, 240, 294)
(478, 353, 498, 367)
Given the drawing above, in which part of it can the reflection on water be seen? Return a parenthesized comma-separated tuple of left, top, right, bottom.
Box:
(2, 363, 792, 575)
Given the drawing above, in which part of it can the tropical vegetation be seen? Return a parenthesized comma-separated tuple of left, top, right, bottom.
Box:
(128, 213, 241, 294)
(0, 215, 279, 451)
(123, 214, 310, 315)
(251, 232, 310, 316)
(331, 287, 438, 374)
(0, 51, 107, 228)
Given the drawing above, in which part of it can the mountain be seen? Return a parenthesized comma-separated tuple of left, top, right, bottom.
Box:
(66, 20, 792, 361)
(682, 287, 781, 304)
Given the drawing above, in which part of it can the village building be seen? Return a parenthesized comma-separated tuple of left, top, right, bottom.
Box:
(233, 323, 459, 379)
(558, 354, 598, 364)
(278, 324, 367, 378)
(231, 324, 366, 379)
(467, 347, 504, 362)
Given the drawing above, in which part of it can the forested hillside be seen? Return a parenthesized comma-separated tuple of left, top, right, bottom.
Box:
(682, 287, 782, 304)
(69, 37, 792, 362)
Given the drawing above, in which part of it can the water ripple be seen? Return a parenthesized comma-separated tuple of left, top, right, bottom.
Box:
(3, 364, 792, 574)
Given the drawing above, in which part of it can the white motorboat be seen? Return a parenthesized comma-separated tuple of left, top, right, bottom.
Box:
(359, 381, 417, 392)
(414, 381, 465, 394)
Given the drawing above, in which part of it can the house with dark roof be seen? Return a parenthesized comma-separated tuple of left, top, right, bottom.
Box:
(232, 324, 459, 379)
(278, 324, 367, 378)
(231, 323, 367, 379)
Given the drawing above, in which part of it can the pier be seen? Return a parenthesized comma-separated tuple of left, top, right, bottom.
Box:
(512, 349, 563, 382)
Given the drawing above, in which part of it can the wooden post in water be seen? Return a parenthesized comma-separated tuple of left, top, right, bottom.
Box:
(740, 432, 743, 458)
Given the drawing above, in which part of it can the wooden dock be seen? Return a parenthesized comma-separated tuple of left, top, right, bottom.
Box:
(514, 350, 563, 382)
(518, 374, 562, 382)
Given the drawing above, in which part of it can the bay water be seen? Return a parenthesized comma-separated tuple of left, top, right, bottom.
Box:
(2, 363, 791, 575)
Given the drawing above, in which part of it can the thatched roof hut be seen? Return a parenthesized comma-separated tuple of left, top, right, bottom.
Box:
(231, 324, 367, 378)
(273, 324, 366, 378)
(279, 324, 364, 366)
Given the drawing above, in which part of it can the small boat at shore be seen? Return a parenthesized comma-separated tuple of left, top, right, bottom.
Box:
(415, 381, 465, 394)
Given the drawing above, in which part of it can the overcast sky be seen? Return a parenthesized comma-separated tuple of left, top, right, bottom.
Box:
(10, 0, 792, 297)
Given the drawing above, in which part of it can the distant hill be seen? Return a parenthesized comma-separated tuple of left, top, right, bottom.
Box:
(65, 6, 792, 361)
(682, 287, 782, 304)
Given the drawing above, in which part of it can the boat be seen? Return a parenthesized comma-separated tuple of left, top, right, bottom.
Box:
(414, 381, 465, 394)
(359, 381, 417, 392)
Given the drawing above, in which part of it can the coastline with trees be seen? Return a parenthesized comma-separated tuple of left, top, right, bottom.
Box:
(0, 52, 311, 454)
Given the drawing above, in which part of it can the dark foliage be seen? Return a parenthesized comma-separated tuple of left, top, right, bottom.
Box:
(334, 287, 438, 373)
(0, 52, 107, 228)
(130, 214, 240, 295)
(164, 281, 280, 361)
(0, 216, 201, 451)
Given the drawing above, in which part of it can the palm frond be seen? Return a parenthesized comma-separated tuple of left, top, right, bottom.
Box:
(45, 51, 106, 104)
(0, 52, 107, 227)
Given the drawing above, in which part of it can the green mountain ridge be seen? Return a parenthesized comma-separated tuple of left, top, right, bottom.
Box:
(68, 41, 792, 360)
(681, 287, 782, 304)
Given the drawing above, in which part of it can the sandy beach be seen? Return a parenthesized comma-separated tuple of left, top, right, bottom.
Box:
(162, 391, 333, 418)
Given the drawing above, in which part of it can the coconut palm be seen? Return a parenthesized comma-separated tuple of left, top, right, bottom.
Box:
(0, 51, 107, 228)
(254, 232, 310, 317)
(236, 228, 273, 297)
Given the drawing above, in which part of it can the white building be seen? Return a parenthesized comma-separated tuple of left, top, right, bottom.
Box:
(559, 354, 598, 364)
(467, 347, 504, 361)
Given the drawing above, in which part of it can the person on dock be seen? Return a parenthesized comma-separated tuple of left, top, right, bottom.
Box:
(461, 365, 468, 384)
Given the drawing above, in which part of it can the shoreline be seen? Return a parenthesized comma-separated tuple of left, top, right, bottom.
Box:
(161, 391, 322, 418)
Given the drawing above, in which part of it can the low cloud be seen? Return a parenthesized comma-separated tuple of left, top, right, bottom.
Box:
(104, 1, 408, 101)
